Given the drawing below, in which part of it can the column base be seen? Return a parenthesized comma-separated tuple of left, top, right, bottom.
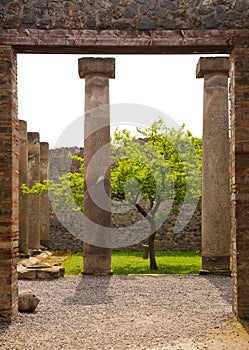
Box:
(19, 242, 29, 256)
(19, 252, 31, 259)
(40, 240, 49, 249)
(30, 249, 42, 256)
(200, 255, 231, 276)
(83, 244, 112, 276)
(199, 269, 231, 276)
(81, 269, 113, 276)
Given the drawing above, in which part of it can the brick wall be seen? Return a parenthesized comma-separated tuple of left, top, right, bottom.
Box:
(0, 45, 19, 321)
(230, 45, 249, 319)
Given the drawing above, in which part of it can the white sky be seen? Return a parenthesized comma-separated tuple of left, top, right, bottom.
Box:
(17, 54, 207, 148)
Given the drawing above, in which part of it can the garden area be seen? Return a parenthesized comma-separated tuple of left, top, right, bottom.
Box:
(62, 250, 201, 275)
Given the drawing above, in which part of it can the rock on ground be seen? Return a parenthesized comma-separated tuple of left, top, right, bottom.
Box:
(18, 291, 40, 312)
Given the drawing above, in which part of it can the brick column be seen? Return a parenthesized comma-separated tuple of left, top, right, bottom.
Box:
(230, 46, 249, 319)
(78, 58, 115, 275)
(28, 132, 40, 251)
(196, 57, 231, 275)
(40, 142, 49, 248)
(19, 120, 29, 255)
(0, 45, 19, 321)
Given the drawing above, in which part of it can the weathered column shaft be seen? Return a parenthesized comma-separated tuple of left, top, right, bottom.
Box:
(78, 57, 115, 275)
(0, 45, 19, 321)
(28, 132, 40, 251)
(19, 120, 29, 255)
(40, 142, 49, 248)
(230, 46, 249, 319)
(196, 57, 231, 274)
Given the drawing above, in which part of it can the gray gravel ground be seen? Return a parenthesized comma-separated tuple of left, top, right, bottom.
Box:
(0, 275, 237, 349)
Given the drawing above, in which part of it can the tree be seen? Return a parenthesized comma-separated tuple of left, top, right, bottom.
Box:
(111, 118, 202, 269)
(21, 118, 202, 270)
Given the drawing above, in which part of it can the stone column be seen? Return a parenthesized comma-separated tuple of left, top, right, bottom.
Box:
(78, 57, 115, 275)
(28, 132, 40, 251)
(196, 57, 231, 275)
(19, 120, 29, 255)
(40, 142, 50, 248)
(230, 46, 249, 319)
(0, 45, 19, 321)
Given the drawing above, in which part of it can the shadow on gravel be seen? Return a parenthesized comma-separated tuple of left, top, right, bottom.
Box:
(239, 318, 249, 335)
(63, 276, 113, 306)
(201, 275, 232, 304)
(0, 321, 10, 337)
(202, 276, 249, 337)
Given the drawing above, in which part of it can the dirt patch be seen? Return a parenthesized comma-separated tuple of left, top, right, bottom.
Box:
(193, 316, 249, 350)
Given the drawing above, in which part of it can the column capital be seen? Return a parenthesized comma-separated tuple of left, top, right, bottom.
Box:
(78, 57, 115, 79)
(196, 57, 230, 78)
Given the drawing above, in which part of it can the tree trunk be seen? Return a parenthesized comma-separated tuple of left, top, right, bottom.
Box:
(135, 202, 158, 270)
(149, 231, 158, 270)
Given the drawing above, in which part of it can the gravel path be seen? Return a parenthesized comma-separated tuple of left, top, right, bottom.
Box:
(0, 274, 247, 349)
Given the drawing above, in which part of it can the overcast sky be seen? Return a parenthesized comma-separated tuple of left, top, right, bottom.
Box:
(17, 54, 206, 148)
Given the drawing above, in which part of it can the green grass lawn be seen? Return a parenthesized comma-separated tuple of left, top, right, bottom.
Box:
(62, 250, 201, 275)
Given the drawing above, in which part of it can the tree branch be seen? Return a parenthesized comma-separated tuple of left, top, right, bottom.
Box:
(151, 198, 162, 217)
(135, 203, 154, 226)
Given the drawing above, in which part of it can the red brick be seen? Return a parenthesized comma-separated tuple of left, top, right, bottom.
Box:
(231, 46, 249, 319)
(0, 45, 18, 322)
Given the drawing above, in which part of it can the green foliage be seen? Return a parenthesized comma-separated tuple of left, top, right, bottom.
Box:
(111, 117, 202, 214)
(22, 118, 202, 271)
(22, 119, 202, 215)
(21, 153, 84, 211)
(21, 182, 49, 195)
(61, 251, 202, 275)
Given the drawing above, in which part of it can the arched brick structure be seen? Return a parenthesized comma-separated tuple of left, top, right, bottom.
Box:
(1, 1, 249, 320)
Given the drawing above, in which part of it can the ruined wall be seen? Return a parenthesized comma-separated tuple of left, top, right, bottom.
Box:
(49, 147, 201, 252)
(1, 0, 249, 31)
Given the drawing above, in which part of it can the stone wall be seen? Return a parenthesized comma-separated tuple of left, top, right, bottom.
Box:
(2, 0, 249, 31)
(49, 147, 201, 252)
(49, 206, 201, 252)
(49, 147, 84, 252)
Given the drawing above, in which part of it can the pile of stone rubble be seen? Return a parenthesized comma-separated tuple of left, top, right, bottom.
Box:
(18, 251, 66, 280)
